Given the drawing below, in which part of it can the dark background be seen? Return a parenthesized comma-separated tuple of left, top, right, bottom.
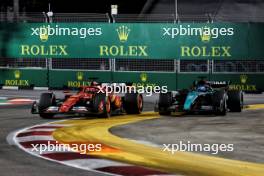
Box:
(0, 0, 264, 22)
(1, 0, 147, 13)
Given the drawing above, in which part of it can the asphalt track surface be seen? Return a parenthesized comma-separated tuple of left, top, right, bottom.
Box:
(112, 108, 264, 163)
(1, 108, 104, 175)
(0, 90, 263, 175)
(0, 90, 154, 176)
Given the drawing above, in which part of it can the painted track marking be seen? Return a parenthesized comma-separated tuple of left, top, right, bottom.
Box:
(245, 104, 264, 110)
(12, 117, 172, 176)
(52, 112, 264, 176)
(10, 106, 264, 176)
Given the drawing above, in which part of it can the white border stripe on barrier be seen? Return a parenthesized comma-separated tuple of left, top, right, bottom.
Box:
(33, 87, 49, 91)
(2, 86, 19, 90)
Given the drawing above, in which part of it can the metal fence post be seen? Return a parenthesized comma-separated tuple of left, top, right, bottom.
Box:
(110, 7, 116, 83)
(46, 7, 53, 89)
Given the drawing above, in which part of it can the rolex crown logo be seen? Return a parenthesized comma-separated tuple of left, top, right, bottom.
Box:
(200, 27, 211, 43)
(14, 70, 21, 79)
(140, 73, 147, 82)
(77, 72, 84, 81)
(116, 25, 130, 43)
(39, 26, 49, 42)
(240, 75, 248, 84)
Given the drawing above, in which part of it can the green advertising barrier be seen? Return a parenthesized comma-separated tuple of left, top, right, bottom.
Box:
(49, 70, 112, 88)
(49, 70, 176, 90)
(0, 69, 176, 90)
(1, 68, 262, 92)
(0, 22, 264, 91)
(0, 22, 263, 59)
(0, 69, 113, 88)
(0, 69, 47, 87)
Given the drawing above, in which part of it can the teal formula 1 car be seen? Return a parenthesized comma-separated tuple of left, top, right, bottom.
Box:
(156, 79, 243, 116)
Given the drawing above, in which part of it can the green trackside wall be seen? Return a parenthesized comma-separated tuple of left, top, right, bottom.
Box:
(0, 69, 47, 87)
(0, 69, 112, 88)
(49, 70, 112, 88)
(1, 68, 263, 92)
(0, 22, 264, 91)
(0, 69, 176, 89)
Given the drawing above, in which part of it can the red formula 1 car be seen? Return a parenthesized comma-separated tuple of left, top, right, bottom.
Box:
(31, 85, 143, 118)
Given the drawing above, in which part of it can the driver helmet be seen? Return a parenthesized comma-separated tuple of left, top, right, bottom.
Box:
(197, 85, 207, 92)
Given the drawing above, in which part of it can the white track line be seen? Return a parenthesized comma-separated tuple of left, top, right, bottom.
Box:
(23, 128, 58, 132)
(16, 135, 54, 142)
(8, 120, 122, 176)
(64, 159, 131, 170)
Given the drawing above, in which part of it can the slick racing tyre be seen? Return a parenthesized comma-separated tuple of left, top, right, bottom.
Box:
(123, 93, 143, 114)
(158, 92, 172, 115)
(213, 89, 227, 116)
(227, 90, 243, 112)
(93, 93, 111, 118)
(38, 92, 56, 119)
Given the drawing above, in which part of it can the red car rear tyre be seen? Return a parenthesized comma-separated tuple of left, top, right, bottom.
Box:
(93, 93, 111, 118)
(123, 93, 143, 114)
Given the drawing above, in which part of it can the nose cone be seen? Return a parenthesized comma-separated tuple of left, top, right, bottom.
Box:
(59, 96, 79, 112)
(183, 91, 199, 111)
(59, 104, 71, 113)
